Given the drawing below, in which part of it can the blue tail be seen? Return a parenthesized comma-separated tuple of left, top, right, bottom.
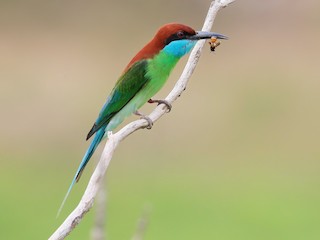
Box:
(57, 128, 105, 217)
(74, 128, 105, 182)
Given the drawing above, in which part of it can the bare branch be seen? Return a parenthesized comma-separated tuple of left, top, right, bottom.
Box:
(49, 1, 236, 239)
(90, 181, 107, 240)
(131, 204, 152, 240)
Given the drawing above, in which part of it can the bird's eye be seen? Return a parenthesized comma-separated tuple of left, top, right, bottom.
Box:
(177, 31, 185, 38)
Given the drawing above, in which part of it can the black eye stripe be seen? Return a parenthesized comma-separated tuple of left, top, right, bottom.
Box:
(165, 31, 191, 45)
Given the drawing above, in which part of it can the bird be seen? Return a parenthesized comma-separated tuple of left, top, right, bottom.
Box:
(58, 23, 227, 215)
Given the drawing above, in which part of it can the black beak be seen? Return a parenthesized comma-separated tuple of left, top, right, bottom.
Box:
(188, 31, 228, 40)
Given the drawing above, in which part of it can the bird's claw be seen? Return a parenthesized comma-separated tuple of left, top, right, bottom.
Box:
(148, 99, 172, 112)
(134, 111, 153, 129)
(141, 116, 153, 129)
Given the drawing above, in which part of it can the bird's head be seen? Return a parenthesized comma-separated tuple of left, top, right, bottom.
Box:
(156, 23, 227, 57)
(125, 23, 227, 70)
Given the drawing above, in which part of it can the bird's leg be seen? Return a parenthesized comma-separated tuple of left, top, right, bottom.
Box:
(134, 110, 153, 129)
(148, 99, 172, 112)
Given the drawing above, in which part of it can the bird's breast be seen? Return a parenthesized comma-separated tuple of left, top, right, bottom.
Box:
(145, 52, 179, 95)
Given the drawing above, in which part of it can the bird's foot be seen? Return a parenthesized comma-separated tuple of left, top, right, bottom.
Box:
(134, 111, 153, 129)
(148, 99, 172, 112)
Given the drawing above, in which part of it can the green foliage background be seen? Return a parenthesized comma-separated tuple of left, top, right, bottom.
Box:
(1, 1, 320, 239)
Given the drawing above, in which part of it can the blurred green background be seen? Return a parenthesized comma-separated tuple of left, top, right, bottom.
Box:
(1, 0, 320, 239)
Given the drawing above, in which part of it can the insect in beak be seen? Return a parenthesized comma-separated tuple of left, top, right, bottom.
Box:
(209, 37, 221, 52)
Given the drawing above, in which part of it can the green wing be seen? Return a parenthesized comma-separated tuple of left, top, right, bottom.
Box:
(86, 60, 150, 140)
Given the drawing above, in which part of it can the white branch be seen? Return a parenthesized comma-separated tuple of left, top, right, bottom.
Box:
(131, 204, 152, 240)
(90, 180, 107, 240)
(49, 1, 235, 239)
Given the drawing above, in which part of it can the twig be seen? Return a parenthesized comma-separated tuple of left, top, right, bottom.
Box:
(90, 180, 107, 240)
(49, 0, 235, 239)
(131, 204, 152, 240)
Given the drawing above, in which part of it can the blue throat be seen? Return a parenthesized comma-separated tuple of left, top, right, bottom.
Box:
(162, 39, 197, 58)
